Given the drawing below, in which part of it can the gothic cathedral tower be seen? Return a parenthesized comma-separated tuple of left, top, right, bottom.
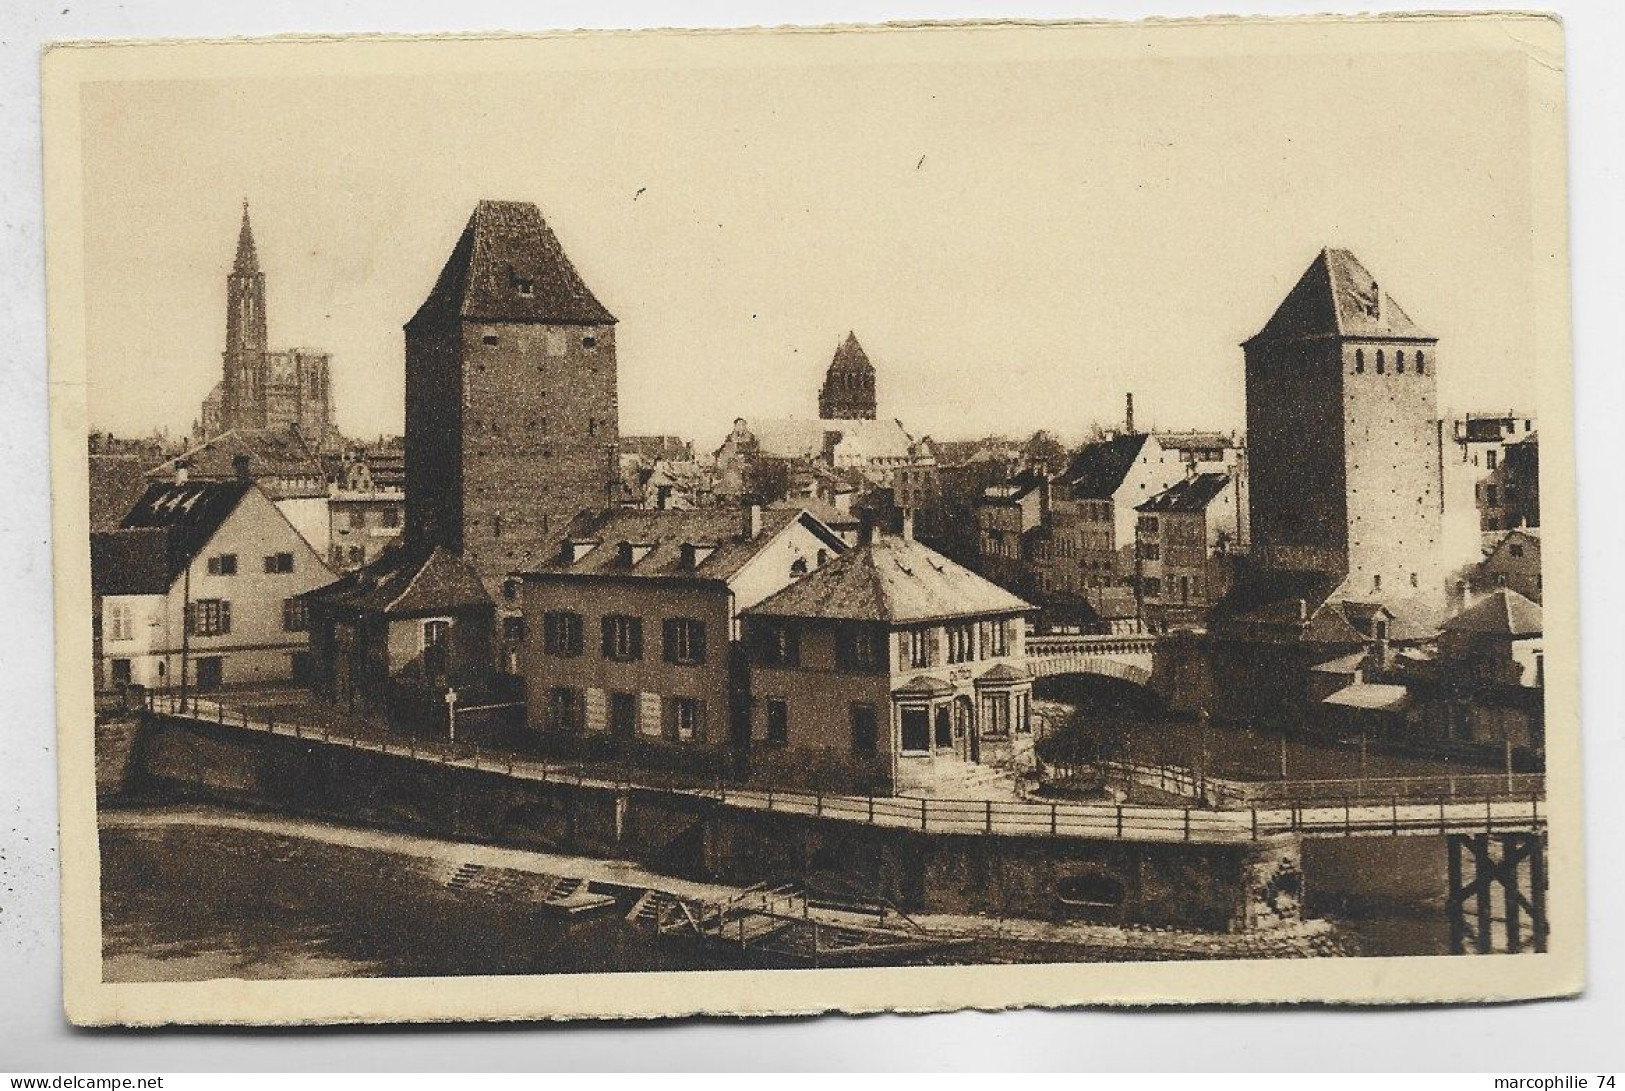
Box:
(222, 202, 268, 430)
(818, 331, 878, 420)
(1244, 248, 1444, 616)
(404, 200, 621, 598)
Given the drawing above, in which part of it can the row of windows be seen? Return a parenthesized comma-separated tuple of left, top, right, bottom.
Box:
(479, 329, 600, 352)
(147, 595, 309, 638)
(205, 552, 297, 576)
(1353, 348, 1427, 375)
(544, 687, 705, 743)
(343, 507, 400, 529)
(541, 611, 707, 665)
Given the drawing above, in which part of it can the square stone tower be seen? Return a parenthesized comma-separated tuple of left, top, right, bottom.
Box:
(1243, 248, 1444, 616)
(404, 200, 620, 597)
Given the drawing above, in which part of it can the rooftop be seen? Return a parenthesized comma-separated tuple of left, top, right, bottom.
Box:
(408, 199, 615, 330)
(303, 545, 492, 617)
(1137, 472, 1231, 514)
(116, 479, 255, 585)
(1060, 433, 1152, 500)
(1247, 248, 1433, 345)
(525, 506, 846, 582)
(1445, 588, 1543, 638)
(744, 534, 1034, 624)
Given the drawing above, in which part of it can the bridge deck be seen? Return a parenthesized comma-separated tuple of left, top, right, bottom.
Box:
(145, 695, 1544, 845)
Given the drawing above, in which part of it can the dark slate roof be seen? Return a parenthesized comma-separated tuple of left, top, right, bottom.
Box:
(1444, 588, 1542, 638)
(1059, 433, 1150, 499)
(1246, 248, 1433, 345)
(146, 428, 325, 486)
(91, 527, 174, 596)
(408, 199, 615, 329)
(525, 506, 846, 583)
(745, 535, 1034, 624)
(1213, 565, 1342, 628)
(1137, 472, 1230, 514)
(303, 545, 493, 617)
(117, 479, 255, 584)
(826, 331, 875, 374)
(980, 469, 1047, 505)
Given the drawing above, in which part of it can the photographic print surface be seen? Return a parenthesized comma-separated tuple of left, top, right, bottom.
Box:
(46, 15, 1583, 1023)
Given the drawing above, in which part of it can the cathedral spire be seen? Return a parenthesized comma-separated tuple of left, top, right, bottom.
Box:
(233, 199, 260, 276)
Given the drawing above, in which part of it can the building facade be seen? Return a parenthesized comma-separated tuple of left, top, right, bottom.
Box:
(1134, 471, 1242, 628)
(200, 204, 334, 448)
(516, 506, 848, 778)
(92, 479, 335, 692)
(742, 531, 1037, 795)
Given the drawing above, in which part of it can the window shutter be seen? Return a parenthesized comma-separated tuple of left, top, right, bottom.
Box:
(694, 700, 707, 743)
(692, 622, 706, 664)
(207, 557, 220, 576)
(183, 602, 195, 635)
(584, 687, 607, 732)
(639, 692, 662, 737)
(601, 617, 615, 657)
(220, 601, 232, 635)
(663, 619, 677, 663)
(629, 618, 642, 659)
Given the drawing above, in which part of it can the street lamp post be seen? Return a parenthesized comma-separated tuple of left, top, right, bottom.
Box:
(444, 687, 459, 744)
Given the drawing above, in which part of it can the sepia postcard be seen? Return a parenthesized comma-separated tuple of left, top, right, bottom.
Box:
(45, 14, 1584, 1025)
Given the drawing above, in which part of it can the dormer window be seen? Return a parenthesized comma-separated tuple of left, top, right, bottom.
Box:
(618, 540, 656, 566)
(516, 278, 535, 296)
(563, 539, 599, 564)
(680, 542, 717, 569)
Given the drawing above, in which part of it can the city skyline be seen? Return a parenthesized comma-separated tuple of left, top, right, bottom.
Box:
(79, 28, 1537, 446)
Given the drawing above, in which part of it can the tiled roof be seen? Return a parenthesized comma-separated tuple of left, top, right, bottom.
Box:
(744, 535, 1034, 624)
(1247, 248, 1433, 344)
(1060, 433, 1150, 499)
(827, 331, 875, 375)
(408, 199, 615, 329)
(980, 469, 1047, 505)
(1444, 588, 1542, 638)
(525, 506, 846, 583)
(1137, 472, 1230, 513)
(117, 479, 254, 584)
(303, 545, 493, 617)
(91, 527, 174, 596)
(770, 496, 860, 529)
(146, 428, 326, 487)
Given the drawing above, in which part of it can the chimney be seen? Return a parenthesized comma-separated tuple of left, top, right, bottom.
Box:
(174, 459, 190, 486)
(901, 509, 915, 542)
(232, 453, 252, 481)
(1125, 393, 1135, 434)
(742, 501, 763, 540)
(1370, 281, 1381, 321)
(857, 511, 877, 546)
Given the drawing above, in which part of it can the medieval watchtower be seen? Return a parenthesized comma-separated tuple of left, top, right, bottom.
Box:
(404, 199, 621, 597)
(818, 331, 878, 420)
(1244, 248, 1444, 613)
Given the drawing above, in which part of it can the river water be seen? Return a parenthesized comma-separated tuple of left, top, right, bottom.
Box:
(98, 806, 1448, 983)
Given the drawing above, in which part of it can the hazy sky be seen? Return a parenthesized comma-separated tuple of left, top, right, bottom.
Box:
(78, 25, 1538, 447)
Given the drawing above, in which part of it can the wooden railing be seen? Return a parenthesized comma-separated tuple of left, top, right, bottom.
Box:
(145, 692, 1547, 845)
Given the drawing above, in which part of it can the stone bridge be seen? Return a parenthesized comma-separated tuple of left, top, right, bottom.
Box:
(1025, 633, 1158, 688)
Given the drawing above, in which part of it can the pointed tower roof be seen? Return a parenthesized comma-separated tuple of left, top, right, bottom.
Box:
(407, 199, 615, 329)
(1246, 248, 1433, 345)
(232, 201, 260, 276)
(828, 331, 875, 374)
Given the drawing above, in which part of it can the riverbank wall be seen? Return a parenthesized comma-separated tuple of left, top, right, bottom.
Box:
(118, 712, 1304, 933)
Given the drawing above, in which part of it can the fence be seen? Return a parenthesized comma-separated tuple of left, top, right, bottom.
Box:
(144, 691, 1546, 845)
